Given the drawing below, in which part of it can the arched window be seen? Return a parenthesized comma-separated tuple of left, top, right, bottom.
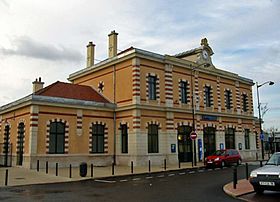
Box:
(49, 122, 65, 154)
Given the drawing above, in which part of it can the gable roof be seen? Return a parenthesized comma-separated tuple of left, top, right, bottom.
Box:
(35, 81, 110, 103)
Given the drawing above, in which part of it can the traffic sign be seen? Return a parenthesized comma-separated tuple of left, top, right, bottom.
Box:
(190, 131, 197, 140)
(260, 133, 264, 141)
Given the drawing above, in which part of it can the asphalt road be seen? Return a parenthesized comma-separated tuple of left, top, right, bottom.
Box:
(0, 164, 277, 202)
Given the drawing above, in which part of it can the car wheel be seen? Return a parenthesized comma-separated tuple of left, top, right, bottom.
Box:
(254, 186, 264, 194)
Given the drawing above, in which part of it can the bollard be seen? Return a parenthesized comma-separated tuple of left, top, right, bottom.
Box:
(164, 159, 167, 171)
(112, 163, 115, 176)
(91, 164, 93, 178)
(56, 163, 58, 176)
(5, 169, 8, 186)
(37, 160, 39, 172)
(131, 161, 134, 174)
(46, 161, 48, 174)
(69, 164, 72, 178)
(260, 160, 263, 167)
(233, 166, 237, 189)
(148, 160, 151, 173)
(245, 163, 249, 180)
(179, 160, 181, 169)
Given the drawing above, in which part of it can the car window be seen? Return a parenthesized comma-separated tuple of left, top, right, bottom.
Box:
(266, 153, 280, 165)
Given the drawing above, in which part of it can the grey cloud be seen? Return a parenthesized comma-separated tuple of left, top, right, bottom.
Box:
(0, 36, 83, 62)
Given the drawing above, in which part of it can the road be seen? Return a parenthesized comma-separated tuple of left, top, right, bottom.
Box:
(0, 164, 278, 202)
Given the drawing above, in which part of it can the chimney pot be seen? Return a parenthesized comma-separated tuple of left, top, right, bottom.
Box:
(32, 77, 44, 93)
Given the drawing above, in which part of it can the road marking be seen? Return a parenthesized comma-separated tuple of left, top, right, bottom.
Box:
(188, 171, 195, 174)
(132, 178, 141, 181)
(120, 179, 128, 182)
(215, 168, 221, 170)
(207, 169, 212, 171)
(168, 173, 175, 177)
(95, 179, 116, 183)
(157, 175, 164, 178)
(146, 176, 153, 179)
(179, 172, 186, 175)
(198, 170, 204, 173)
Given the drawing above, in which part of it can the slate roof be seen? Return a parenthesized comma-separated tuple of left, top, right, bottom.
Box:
(35, 81, 110, 103)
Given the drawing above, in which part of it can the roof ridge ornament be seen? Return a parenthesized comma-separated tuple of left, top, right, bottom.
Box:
(201, 38, 208, 46)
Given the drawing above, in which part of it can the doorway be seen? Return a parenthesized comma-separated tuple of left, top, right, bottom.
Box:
(203, 127, 216, 157)
(178, 126, 192, 162)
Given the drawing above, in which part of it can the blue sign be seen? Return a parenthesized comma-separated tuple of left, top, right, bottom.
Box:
(171, 144, 176, 153)
(202, 115, 218, 121)
(198, 139, 202, 161)
(220, 143, 224, 150)
(260, 133, 264, 141)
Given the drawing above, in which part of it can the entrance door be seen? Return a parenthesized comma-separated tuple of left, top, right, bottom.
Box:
(17, 123, 25, 166)
(178, 126, 192, 162)
(203, 127, 216, 157)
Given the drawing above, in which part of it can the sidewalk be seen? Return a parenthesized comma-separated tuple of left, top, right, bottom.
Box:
(223, 179, 254, 198)
(0, 162, 205, 187)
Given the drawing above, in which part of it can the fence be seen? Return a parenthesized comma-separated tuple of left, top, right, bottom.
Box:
(0, 143, 12, 167)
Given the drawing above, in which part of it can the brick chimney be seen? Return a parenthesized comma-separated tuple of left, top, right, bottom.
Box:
(108, 30, 118, 58)
(32, 77, 44, 93)
(86, 41, 95, 68)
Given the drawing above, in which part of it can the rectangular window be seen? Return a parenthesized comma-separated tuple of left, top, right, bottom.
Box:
(205, 86, 211, 107)
(225, 128, 235, 149)
(180, 81, 188, 104)
(245, 129, 250, 149)
(148, 76, 157, 100)
(225, 90, 231, 110)
(242, 94, 248, 112)
(121, 124, 128, 153)
(92, 124, 105, 153)
(49, 122, 65, 154)
(148, 124, 158, 153)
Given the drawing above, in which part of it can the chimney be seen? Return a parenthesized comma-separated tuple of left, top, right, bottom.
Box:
(32, 77, 44, 93)
(86, 41, 95, 68)
(108, 30, 118, 58)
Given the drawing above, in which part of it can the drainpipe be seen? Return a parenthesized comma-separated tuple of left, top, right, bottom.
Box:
(113, 64, 117, 165)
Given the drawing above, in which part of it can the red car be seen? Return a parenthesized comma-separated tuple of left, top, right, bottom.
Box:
(205, 149, 242, 168)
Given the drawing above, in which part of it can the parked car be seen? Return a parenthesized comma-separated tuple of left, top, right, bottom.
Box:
(205, 149, 242, 168)
(249, 152, 280, 194)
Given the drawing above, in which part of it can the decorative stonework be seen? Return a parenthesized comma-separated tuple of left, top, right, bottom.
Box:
(46, 119, 69, 154)
(98, 81, 104, 93)
(217, 77, 221, 111)
(89, 121, 108, 153)
(165, 64, 173, 106)
(132, 59, 141, 104)
(146, 121, 161, 130)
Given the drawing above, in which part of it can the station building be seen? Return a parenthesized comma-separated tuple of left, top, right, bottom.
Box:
(0, 31, 260, 168)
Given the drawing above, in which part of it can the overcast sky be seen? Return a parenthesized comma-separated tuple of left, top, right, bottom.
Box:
(0, 0, 279, 131)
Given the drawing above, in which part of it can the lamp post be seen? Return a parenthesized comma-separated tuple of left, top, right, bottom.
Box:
(256, 81, 274, 160)
(190, 63, 208, 166)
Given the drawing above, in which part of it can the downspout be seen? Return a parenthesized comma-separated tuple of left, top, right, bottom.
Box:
(113, 64, 117, 165)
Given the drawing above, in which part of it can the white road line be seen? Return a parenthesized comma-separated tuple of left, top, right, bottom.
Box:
(188, 171, 195, 174)
(207, 169, 212, 171)
(168, 174, 175, 177)
(157, 175, 165, 178)
(198, 170, 204, 173)
(95, 179, 116, 183)
(215, 168, 221, 170)
(120, 179, 128, 182)
(132, 178, 141, 181)
(146, 176, 153, 179)
(179, 172, 186, 175)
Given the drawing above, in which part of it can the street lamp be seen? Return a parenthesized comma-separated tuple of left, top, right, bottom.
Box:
(256, 81, 274, 160)
(190, 63, 209, 166)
